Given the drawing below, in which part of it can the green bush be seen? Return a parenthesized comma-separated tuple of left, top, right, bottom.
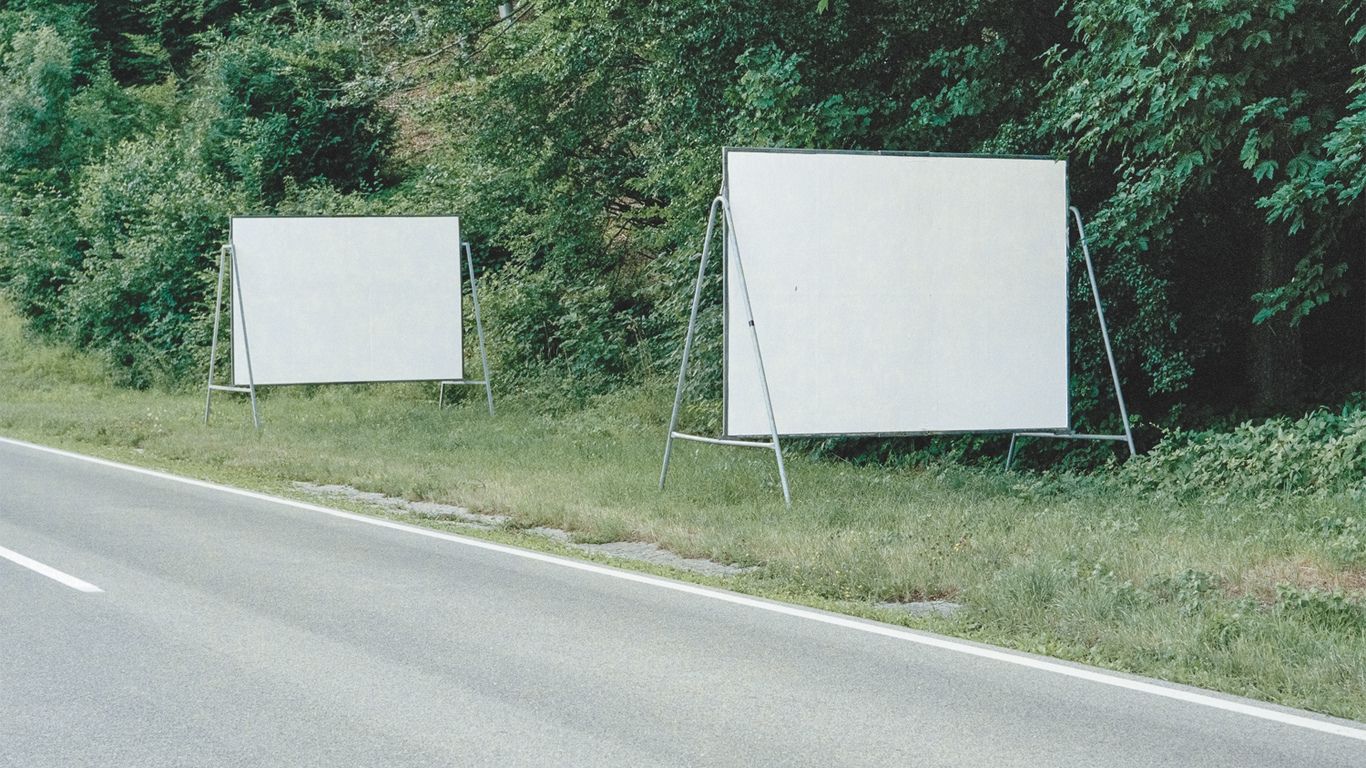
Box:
(0, 180, 81, 335)
(196, 11, 395, 206)
(1309, 515, 1366, 565)
(0, 3, 398, 387)
(0, 23, 73, 175)
(64, 131, 237, 387)
(1119, 402, 1366, 499)
(1275, 584, 1365, 632)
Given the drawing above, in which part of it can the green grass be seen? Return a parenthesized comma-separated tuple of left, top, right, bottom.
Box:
(2, 300, 1364, 722)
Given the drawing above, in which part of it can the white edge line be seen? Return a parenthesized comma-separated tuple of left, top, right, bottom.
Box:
(3, 434, 1364, 741)
(0, 543, 103, 592)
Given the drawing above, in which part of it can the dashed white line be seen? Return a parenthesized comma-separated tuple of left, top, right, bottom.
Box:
(2, 434, 1364, 741)
(0, 543, 103, 592)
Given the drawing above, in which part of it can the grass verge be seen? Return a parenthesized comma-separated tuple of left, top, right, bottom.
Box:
(2, 300, 1363, 722)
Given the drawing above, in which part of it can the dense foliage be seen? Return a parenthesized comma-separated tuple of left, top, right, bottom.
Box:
(1119, 398, 1366, 500)
(0, 0, 1361, 462)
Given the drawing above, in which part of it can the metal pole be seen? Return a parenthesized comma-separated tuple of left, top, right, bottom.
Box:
(204, 245, 229, 424)
(1071, 207, 1134, 458)
(464, 243, 495, 416)
(228, 245, 260, 430)
(661, 195, 725, 491)
(722, 197, 791, 507)
(1006, 433, 1018, 471)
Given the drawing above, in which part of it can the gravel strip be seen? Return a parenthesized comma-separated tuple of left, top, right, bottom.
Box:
(292, 482, 755, 576)
(875, 600, 963, 617)
(293, 482, 509, 527)
(293, 482, 958, 608)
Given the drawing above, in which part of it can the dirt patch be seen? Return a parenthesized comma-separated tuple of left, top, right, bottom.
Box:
(875, 600, 963, 617)
(568, 540, 756, 578)
(1229, 558, 1366, 604)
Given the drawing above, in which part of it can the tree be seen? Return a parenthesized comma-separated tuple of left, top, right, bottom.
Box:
(420, 0, 1071, 394)
(0, 0, 401, 384)
(1045, 0, 1364, 412)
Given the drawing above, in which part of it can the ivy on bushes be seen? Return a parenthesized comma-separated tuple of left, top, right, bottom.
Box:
(1119, 400, 1366, 499)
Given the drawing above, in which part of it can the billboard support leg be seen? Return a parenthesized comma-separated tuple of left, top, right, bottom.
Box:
(1007, 207, 1136, 469)
(438, 243, 495, 416)
(1073, 206, 1136, 459)
(205, 245, 228, 425)
(724, 197, 791, 506)
(229, 245, 261, 430)
(661, 193, 790, 507)
(204, 244, 259, 429)
(466, 243, 495, 417)
(661, 197, 722, 494)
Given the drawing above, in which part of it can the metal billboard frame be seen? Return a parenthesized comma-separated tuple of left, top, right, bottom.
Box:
(660, 148, 1135, 505)
(204, 217, 493, 428)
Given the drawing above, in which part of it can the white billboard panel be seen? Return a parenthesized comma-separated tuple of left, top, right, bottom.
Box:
(724, 149, 1069, 437)
(230, 216, 463, 386)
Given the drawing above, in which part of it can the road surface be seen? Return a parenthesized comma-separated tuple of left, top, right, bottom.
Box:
(1, 436, 1362, 766)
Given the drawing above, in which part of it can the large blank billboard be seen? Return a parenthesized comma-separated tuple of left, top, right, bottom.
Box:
(724, 149, 1069, 437)
(230, 216, 463, 386)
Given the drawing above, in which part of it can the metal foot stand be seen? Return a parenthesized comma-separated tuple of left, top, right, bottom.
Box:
(438, 243, 495, 415)
(659, 193, 791, 506)
(204, 244, 260, 429)
(1006, 207, 1136, 469)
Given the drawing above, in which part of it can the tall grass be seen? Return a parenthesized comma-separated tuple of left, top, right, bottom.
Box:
(1, 299, 1363, 721)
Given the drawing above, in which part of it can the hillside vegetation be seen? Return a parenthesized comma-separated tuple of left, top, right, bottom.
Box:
(0, 1, 1361, 461)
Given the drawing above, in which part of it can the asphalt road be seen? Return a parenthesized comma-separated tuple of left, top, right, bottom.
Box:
(1, 436, 1363, 767)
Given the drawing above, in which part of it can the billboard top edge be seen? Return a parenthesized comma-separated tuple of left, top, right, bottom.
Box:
(722, 147, 1058, 163)
(229, 214, 459, 220)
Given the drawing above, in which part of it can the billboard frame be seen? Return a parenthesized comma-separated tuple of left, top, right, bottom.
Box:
(203, 216, 494, 428)
(660, 148, 1135, 505)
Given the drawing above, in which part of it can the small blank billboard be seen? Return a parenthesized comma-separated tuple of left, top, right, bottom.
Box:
(724, 149, 1069, 437)
(230, 216, 463, 386)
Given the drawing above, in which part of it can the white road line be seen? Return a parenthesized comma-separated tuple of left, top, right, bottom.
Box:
(0, 543, 103, 592)
(4, 434, 1365, 741)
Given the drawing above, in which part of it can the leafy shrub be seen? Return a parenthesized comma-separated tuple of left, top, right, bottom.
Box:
(478, 264, 664, 401)
(1310, 516, 1366, 565)
(1119, 403, 1366, 499)
(1275, 583, 1365, 632)
(0, 23, 74, 175)
(65, 131, 237, 387)
(0, 180, 81, 334)
(196, 11, 396, 206)
(1148, 568, 1224, 615)
(0, 4, 398, 387)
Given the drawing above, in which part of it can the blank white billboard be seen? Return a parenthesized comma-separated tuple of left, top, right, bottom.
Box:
(230, 216, 463, 386)
(724, 149, 1069, 437)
